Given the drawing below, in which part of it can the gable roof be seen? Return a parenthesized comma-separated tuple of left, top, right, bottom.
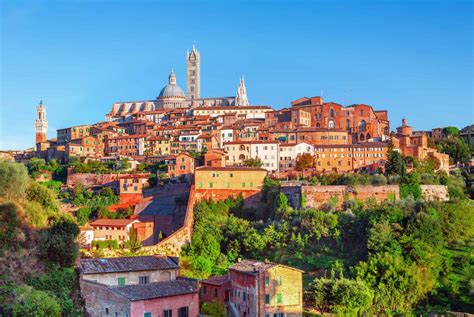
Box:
(80, 256, 178, 274)
(110, 278, 198, 301)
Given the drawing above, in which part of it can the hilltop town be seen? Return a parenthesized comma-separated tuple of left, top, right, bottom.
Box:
(1, 46, 473, 317)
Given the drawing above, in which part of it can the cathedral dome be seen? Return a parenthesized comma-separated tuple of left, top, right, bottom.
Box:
(158, 70, 185, 98)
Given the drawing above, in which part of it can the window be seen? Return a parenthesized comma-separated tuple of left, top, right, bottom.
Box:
(178, 307, 189, 317)
(164, 310, 172, 317)
(139, 276, 150, 285)
(242, 182, 245, 188)
(277, 293, 282, 304)
(117, 277, 126, 286)
(214, 288, 218, 297)
(328, 120, 335, 129)
(209, 182, 213, 188)
(144, 313, 151, 317)
(265, 294, 270, 304)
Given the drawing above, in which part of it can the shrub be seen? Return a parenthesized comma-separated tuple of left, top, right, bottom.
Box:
(92, 239, 119, 250)
(38, 219, 80, 267)
(371, 174, 387, 186)
(0, 160, 29, 200)
(7, 285, 61, 316)
(400, 184, 422, 200)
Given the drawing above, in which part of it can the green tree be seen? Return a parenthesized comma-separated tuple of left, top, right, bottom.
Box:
(437, 137, 470, 164)
(0, 160, 29, 200)
(38, 219, 80, 267)
(200, 301, 226, 317)
(355, 252, 434, 314)
(8, 285, 61, 317)
(385, 140, 406, 176)
(242, 157, 263, 168)
(124, 228, 142, 253)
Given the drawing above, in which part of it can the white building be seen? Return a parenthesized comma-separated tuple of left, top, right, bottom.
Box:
(219, 127, 234, 148)
(224, 141, 280, 172)
(279, 142, 315, 171)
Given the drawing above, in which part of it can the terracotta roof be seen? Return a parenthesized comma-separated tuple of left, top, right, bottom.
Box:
(110, 278, 198, 301)
(196, 166, 267, 172)
(202, 275, 230, 286)
(224, 141, 279, 145)
(229, 259, 304, 275)
(80, 256, 178, 274)
(90, 219, 137, 227)
(194, 105, 272, 111)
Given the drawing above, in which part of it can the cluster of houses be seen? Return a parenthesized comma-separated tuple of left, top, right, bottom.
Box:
(79, 255, 303, 317)
(34, 95, 449, 177)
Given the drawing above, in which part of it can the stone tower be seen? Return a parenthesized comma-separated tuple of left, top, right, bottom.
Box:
(34, 100, 48, 144)
(186, 45, 200, 99)
(236, 76, 249, 107)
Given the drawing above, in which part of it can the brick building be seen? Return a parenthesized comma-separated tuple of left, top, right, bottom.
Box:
(79, 256, 199, 317)
(167, 152, 197, 180)
(105, 134, 146, 157)
(393, 119, 450, 172)
(200, 259, 303, 317)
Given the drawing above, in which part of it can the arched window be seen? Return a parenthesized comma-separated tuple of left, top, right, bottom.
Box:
(360, 133, 365, 141)
(328, 120, 335, 129)
(360, 120, 366, 132)
(316, 123, 321, 128)
(239, 154, 246, 160)
(366, 133, 371, 140)
(239, 145, 246, 150)
(330, 109, 335, 118)
(346, 119, 350, 130)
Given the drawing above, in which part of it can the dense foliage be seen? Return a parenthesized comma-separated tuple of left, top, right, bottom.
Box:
(187, 171, 474, 314)
(0, 160, 82, 316)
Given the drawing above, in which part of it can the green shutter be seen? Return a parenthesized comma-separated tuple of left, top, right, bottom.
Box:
(277, 293, 282, 304)
(265, 294, 270, 304)
(117, 277, 125, 286)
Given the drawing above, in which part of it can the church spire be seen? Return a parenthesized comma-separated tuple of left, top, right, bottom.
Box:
(236, 76, 249, 107)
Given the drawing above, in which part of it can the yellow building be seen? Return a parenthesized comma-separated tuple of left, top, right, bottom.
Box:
(195, 166, 267, 190)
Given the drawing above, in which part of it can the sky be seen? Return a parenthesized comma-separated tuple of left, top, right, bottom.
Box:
(0, 0, 472, 150)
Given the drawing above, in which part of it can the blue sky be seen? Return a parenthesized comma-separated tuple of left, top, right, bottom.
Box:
(1, 0, 472, 150)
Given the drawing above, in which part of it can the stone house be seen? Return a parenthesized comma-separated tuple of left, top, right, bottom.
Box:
(89, 219, 154, 246)
(79, 256, 199, 317)
(200, 259, 303, 317)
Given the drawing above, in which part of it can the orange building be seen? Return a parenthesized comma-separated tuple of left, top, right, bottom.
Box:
(167, 152, 196, 180)
(290, 96, 390, 142)
(394, 119, 450, 173)
(313, 142, 388, 173)
(66, 135, 104, 161)
(204, 149, 226, 167)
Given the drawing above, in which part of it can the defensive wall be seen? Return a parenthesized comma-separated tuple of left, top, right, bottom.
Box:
(144, 184, 448, 256)
(281, 183, 449, 209)
(143, 187, 261, 256)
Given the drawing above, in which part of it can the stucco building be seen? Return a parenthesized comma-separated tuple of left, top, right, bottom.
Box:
(79, 256, 199, 317)
(195, 166, 267, 190)
(200, 259, 303, 317)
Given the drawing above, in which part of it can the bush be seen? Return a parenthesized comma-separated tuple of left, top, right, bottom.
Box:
(371, 174, 387, 186)
(400, 184, 422, 200)
(38, 219, 80, 267)
(2, 284, 61, 316)
(0, 160, 29, 200)
(92, 239, 119, 250)
(26, 182, 59, 212)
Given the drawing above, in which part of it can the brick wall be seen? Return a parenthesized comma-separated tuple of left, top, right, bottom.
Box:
(80, 280, 130, 317)
(283, 184, 449, 209)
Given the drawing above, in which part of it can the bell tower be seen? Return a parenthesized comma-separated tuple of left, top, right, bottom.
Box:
(34, 100, 48, 144)
(186, 45, 200, 99)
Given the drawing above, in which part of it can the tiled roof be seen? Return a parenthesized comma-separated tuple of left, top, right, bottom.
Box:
(80, 256, 178, 274)
(201, 274, 230, 286)
(195, 166, 267, 172)
(110, 278, 198, 301)
(89, 219, 137, 227)
(229, 259, 275, 274)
